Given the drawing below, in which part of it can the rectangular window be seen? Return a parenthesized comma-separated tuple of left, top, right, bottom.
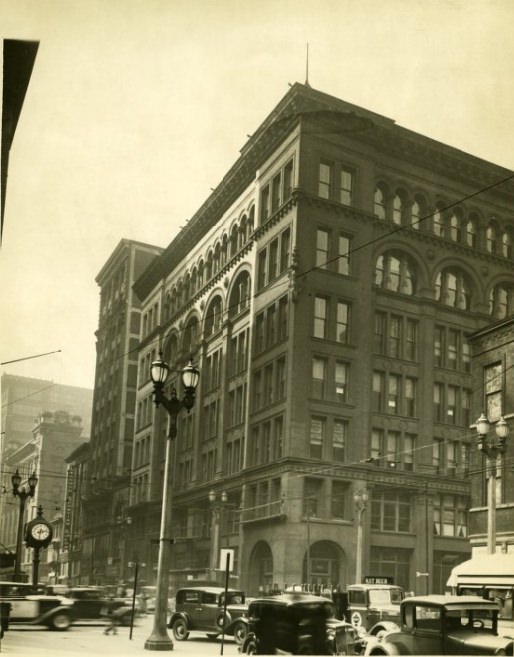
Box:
(333, 420, 346, 462)
(386, 431, 400, 467)
(276, 356, 286, 399)
(405, 377, 416, 417)
(278, 296, 288, 341)
(434, 383, 443, 422)
(263, 364, 273, 405)
(262, 422, 271, 463)
(374, 312, 386, 355)
(311, 357, 326, 399)
(462, 388, 471, 427)
(387, 374, 400, 414)
(371, 492, 411, 533)
(253, 370, 262, 410)
(371, 429, 382, 462)
(462, 341, 471, 372)
(434, 326, 443, 367)
(372, 372, 385, 412)
(389, 316, 401, 358)
(265, 305, 276, 348)
(268, 238, 279, 282)
(280, 228, 291, 273)
(405, 319, 418, 361)
(338, 235, 350, 275)
(255, 312, 265, 354)
(283, 160, 293, 199)
(257, 250, 267, 289)
(336, 302, 349, 343)
(404, 434, 415, 471)
(339, 168, 353, 205)
(316, 229, 329, 270)
(335, 361, 348, 402)
(260, 185, 270, 224)
(318, 162, 332, 199)
(273, 415, 284, 459)
(314, 296, 327, 339)
(448, 330, 458, 370)
(485, 363, 503, 422)
(331, 481, 346, 519)
(447, 385, 458, 424)
(433, 439, 443, 471)
(271, 173, 281, 212)
(309, 417, 325, 459)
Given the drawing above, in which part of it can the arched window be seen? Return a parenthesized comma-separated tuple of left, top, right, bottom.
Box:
(229, 271, 251, 318)
(486, 222, 498, 254)
(170, 287, 177, 316)
(191, 268, 197, 295)
(435, 268, 471, 310)
(432, 203, 445, 237)
(238, 217, 246, 249)
(198, 261, 204, 289)
(465, 217, 477, 247)
(489, 284, 514, 319)
(230, 225, 238, 257)
(411, 194, 427, 230)
(221, 235, 228, 266)
(164, 291, 172, 321)
(392, 195, 403, 225)
(449, 213, 462, 242)
(374, 187, 387, 219)
(213, 244, 221, 274)
(374, 251, 416, 295)
(206, 252, 213, 280)
(176, 281, 183, 310)
(184, 274, 191, 302)
(501, 229, 513, 258)
(247, 206, 255, 237)
(205, 296, 223, 337)
(183, 317, 199, 354)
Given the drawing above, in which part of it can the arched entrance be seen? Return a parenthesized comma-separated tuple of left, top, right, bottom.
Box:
(247, 541, 273, 595)
(302, 540, 346, 589)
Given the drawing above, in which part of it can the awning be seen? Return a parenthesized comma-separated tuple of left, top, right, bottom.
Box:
(446, 553, 514, 588)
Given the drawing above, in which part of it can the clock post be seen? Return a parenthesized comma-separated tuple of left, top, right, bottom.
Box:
(25, 505, 53, 586)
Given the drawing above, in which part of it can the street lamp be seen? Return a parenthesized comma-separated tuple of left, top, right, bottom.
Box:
(208, 490, 228, 582)
(353, 489, 368, 584)
(476, 413, 509, 554)
(12, 469, 38, 581)
(145, 355, 200, 652)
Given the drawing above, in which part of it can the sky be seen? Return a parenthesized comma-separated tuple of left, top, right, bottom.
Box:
(1, 0, 514, 392)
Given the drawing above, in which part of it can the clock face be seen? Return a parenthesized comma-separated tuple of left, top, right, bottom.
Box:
(31, 523, 51, 541)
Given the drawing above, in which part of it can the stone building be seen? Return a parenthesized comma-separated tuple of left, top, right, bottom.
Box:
(80, 239, 163, 585)
(124, 82, 514, 595)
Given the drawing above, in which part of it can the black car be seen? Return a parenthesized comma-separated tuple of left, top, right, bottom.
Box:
(0, 581, 74, 633)
(168, 586, 249, 644)
(62, 587, 134, 625)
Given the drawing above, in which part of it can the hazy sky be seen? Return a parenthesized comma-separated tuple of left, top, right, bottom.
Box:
(1, 0, 514, 392)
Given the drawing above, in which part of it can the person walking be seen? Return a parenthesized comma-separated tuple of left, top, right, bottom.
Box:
(103, 603, 119, 636)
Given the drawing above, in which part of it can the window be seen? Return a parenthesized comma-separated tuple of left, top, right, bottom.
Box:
(405, 378, 416, 417)
(311, 357, 327, 399)
(314, 296, 327, 339)
(338, 235, 350, 275)
(387, 374, 400, 414)
(502, 229, 513, 258)
(316, 229, 329, 270)
(374, 312, 386, 355)
(304, 478, 323, 517)
(389, 315, 401, 358)
(465, 218, 477, 247)
(374, 187, 386, 219)
(433, 205, 445, 237)
(392, 195, 402, 225)
(309, 417, 325, 459)
(271, 173, 281, 212)
(283, 160, 293, 199)
(260, 184, 270, 224)
(485, 363, 503, 422)
(371, 492, 411, 533)
(449, 213, 461, 242)
(336, 302, 349, 343)
(486, 223, 498, 254)
(375, 252, 416, 295)
(433, 495, 467, 537)
(333, 420, 346, 462)
(432, 439, 443, 471)
(318, 162, 332, 199)
(447, 385, 458, 424)
(256, 227, 291, 291)
(434, 383, 443, 422)
(335, 361, 349, 402)
(386, 431, 400, 467)
(339, 169, 353, 205)
(374, 371, 417, 417)
(489, 284, 514, 319)
(372, 372, 385, 412)
(205, 297, 222, 336)
(229, 271, 250, 317)
(331, 481, 347, 519)
(435, 269, 471, 310)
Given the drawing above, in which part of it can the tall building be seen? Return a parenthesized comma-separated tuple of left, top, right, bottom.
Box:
(81, 239, 163, 585)
(2, 410, 84, 580)
(128, 82, 514, 596)
(468, 317, 514, 554)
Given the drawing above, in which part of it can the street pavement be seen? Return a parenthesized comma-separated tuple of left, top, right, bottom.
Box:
(0, 614, 241, 657)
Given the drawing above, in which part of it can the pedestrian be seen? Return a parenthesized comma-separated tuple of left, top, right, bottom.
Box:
(103, 603, 119, 636)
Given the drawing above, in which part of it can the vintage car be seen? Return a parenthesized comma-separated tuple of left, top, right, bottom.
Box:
(345, 583, 404, 632)
(168, 586, 249, 644)
(239, 592, 365, 655)
(62, 586, 135, 625)
(364, 594, 514, 655)
(0, 581, 75, 632)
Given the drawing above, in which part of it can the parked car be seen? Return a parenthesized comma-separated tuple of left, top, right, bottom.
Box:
(168, 586, 249, 644)
(345, 583, 405, 632)
(62, 586, 135, 625)
(0, 581, 74, 632)
(364, 594, 514, 655)
(240, 592, 364, 655)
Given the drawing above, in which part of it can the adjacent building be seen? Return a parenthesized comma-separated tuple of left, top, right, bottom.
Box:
(80, 239, 163, 585)
(468, 317, 514, 554)
(128, 82, 514, 596)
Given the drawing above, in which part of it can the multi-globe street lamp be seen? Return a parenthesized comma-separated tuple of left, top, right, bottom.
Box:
(475, 413, 509, 554)
(353, 489, 368, 585)
(144, 355, 200, 652)
(11, 469, 38, 581)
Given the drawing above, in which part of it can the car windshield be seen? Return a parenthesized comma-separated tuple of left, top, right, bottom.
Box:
(223, 592, 245, 605)
(369, 589, 401, 606)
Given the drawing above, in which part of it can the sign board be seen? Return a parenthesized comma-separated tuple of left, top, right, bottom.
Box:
(219, 548, 234, 572)
(363, 576, 393, 585)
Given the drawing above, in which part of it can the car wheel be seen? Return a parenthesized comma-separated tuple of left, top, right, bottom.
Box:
(232, 620, 247, 645)
(172, 618, 189, 641)
(243, 637, 258, 654)
(49, 612, 72, 631)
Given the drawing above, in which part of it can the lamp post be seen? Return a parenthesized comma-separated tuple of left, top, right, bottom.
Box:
(145, 355, 200, 652)
(12, 469, 38, 581)
(208, 490, 228, 582)
(476, 413, 509, 554)
(353, 489, 368, 585)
